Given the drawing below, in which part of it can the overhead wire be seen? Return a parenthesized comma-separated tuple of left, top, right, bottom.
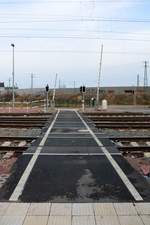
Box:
(0, 1, 148, 4)
(0, 18, 150, 23)
(0, 35, 150, 42)
(0, 50, 150, 55)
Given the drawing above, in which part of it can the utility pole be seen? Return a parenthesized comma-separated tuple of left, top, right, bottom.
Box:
(11, 43, 15, 109)
(74, 81, 76, 92)
(137, 74, 140, 87)
(96, 44, 103, 108)
(144, 61, 148, 88)
(59, 79, 61, 89)
(52, 73, 58, 107)
(8, 78, 11, 89)
(134, 74, 140, 106)
(31, 73, 34, 91)
(30, 73, 36, 107)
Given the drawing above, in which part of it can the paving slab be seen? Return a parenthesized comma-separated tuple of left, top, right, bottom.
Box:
(72, 216, 96, 225)
(50, 203, 72, 216)
(140, 215, 150, 225)
(135, 203, 150, 215)
(4, 203, 30, 216)
(94, 203, 117, 216)
(23, 216, 48, 225)
(118, 216, 144, 225)
(0, 216, 25, 225)
(0, 202, 10, 216)
(95, 216, 120, 225)
(27, 203, 51, 216)
(113, 203, 137, 215)
(72, 203, 93, 215)
(47, 216, 71, 225)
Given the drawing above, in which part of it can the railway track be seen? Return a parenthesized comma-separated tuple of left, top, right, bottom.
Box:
(0, 136, 37, 153)
(0, 136, 150, 155)
(0, 113, 52, 128)
(86, 112, 150, 129)
(95, 122, 150, 129)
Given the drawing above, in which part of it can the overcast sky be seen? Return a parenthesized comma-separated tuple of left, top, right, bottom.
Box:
(0, 0, 150, 88)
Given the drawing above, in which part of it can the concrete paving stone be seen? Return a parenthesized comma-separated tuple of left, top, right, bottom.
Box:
(27, 203, 51, 216)
(47, 216, 71, 225)
(119, 216, 144, 225)
(0, 203, 10, 216)
(72, 216, 96, 225)
(23, 216, 48, 225)
(113, 203, 137, 215)
(50, 204, 72, 216)
(4, 203, 30, 216)
(0, 216, 25, 225)
(72, 203, 94, 216)
(135, 203, 150, 215)
(95, 216, 120, 225)
(141, 215, 150, 225)
(94, 203, 117, 216)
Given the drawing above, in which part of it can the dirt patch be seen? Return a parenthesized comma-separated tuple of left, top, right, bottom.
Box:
(0, 154, 17, 188)
(125, 156, 150, 182)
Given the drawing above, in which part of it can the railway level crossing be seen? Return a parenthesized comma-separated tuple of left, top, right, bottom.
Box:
(0, 109, 149, 202)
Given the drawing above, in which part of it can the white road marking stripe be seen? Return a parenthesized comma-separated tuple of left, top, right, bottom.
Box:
(75, 110, 143, 201)
(46, 136, 94, 139)
(9, 110, 60, 201)
(23, 153, 121, 156)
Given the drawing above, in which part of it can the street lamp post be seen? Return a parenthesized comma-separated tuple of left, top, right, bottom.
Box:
(96, 44, 103, 108)
(11, 43, 15, 109)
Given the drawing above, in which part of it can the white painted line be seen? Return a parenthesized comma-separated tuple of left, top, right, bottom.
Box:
(117, 142, 124, 147)
(75, 110, 143, 201)
(9, 110, 60, 201)
(23, 153, 121, 156)
(48, 136, 106, 138)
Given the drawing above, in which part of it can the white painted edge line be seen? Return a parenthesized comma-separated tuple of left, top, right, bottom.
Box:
(23, 153, 121, 156)
(45, 136, 93, 139)
(75, 110, 143, 201)
(9, 110, 60, 201)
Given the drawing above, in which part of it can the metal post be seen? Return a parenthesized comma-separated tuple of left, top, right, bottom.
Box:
(31, 73, 33, 108)
(82, 92, 85, 112)
(137, 74, 140, 87)
(96, 44, 103, 108)
(51, 73, 58, 108)
(133, 88, 136, 106)
(11, 44, 15, 109)
(46, 91, 49, 111)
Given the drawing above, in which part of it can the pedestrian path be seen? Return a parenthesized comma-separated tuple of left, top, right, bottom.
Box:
(0, 202, 150, 225)
(0, 110, 150, 202)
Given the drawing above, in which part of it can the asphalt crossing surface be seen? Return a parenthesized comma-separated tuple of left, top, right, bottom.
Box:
(0, 110, 150, 202)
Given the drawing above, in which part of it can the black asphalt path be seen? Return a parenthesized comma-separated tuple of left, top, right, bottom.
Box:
(0, 110, 150, 202)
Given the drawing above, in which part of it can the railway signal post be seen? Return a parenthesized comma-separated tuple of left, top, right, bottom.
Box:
(45, 84, 49, 112)
(80, 86, 86, 112)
